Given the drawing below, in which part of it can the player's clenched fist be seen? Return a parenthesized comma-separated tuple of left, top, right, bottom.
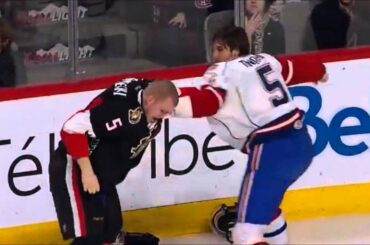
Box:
(81, 172, 100, 194)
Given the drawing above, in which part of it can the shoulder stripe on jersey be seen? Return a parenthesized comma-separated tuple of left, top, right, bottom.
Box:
(285, 60, 294, 85)
(204, 85, 224, 107)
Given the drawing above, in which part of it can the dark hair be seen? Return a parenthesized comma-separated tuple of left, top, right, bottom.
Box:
(212, 25, 250, 56)
(245, 0, 277, 14)
(264, 0, 277, 13)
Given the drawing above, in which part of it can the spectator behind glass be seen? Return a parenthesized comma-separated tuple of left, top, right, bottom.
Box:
(0, 18, 15, 87)
(245, 0, 286, 55)
(350, 0, 370, 46)
(310, 0, 354, 50)
(268, 0, 286, 21)
(149, 0, 210, 66)
(166, 0, 233, 29)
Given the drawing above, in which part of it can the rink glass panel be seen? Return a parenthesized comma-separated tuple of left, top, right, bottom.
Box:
(0, 0, 369, 87)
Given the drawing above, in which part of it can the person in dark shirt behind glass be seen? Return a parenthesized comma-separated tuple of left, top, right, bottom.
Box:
(310, 0, 354, 50)
(0, 17, 15, 87)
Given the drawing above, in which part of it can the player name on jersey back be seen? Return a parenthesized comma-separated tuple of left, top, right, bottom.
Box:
(238, 54, 265, 68)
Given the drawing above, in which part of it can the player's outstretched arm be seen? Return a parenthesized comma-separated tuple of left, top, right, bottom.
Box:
(277, 56, 327, 85)
(175, 85, 226, 118)
(175, 63, 229, 118)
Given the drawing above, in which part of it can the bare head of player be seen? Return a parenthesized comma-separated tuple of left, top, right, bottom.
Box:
(212, 26, 249, 63)
(143, 80, 179, 123)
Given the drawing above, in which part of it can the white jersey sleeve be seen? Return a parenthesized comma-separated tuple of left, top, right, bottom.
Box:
(201, 62, 229, 90)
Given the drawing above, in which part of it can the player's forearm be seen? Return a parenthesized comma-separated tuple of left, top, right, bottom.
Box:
(175, 86, 225, 118)
(76, 157, 95, 176)
(277, 56, 326, 85)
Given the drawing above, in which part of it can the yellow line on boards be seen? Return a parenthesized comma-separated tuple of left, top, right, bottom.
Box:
(1, 183, 370, 244)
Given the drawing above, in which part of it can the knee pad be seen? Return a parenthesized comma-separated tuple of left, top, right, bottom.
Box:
(232, 222, 266, 245)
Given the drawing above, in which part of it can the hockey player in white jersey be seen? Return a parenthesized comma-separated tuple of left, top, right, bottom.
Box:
(174, 26, 326, 245)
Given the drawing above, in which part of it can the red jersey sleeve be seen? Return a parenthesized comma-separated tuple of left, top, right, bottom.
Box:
(175, 85, 226, 118)
(276, 56, 326, 86)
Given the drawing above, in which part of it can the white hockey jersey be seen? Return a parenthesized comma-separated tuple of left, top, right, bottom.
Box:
(203, 53, 299, 150)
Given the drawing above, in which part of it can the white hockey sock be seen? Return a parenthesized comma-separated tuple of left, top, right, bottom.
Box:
(232, 222, 266, 244)
(263, 210, 288, 244)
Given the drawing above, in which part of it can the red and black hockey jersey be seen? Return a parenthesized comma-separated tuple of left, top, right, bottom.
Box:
(60, 78, 161, 185)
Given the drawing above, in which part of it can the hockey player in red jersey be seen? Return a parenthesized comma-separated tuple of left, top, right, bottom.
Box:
(174, 26, 327, 245)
